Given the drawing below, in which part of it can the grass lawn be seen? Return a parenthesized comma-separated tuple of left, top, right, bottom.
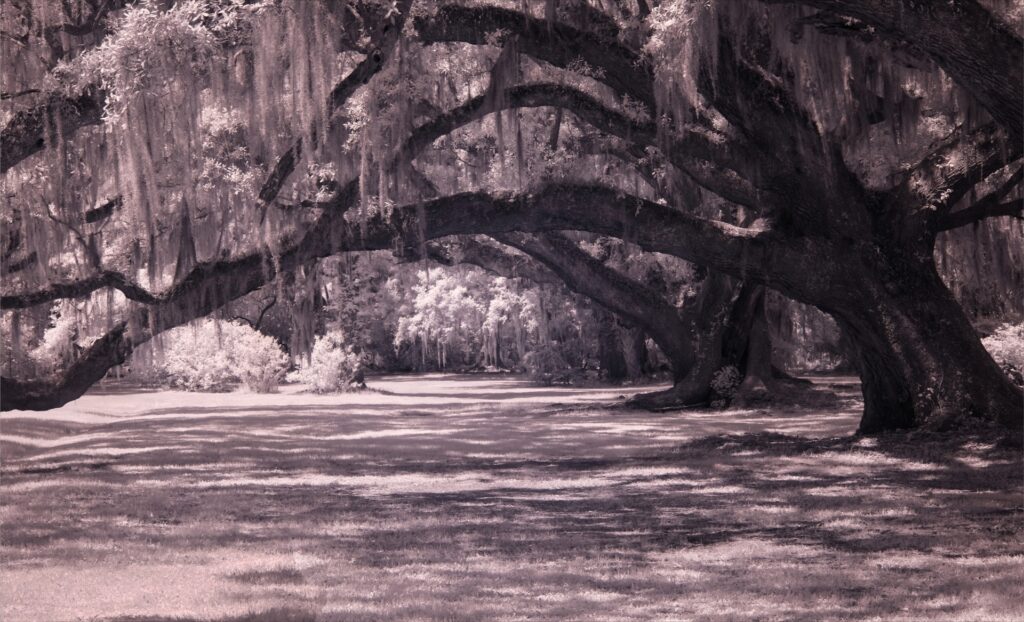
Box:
(1, 374, 1021, 621)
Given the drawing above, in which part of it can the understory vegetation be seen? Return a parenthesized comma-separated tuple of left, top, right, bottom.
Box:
(156, 319, 289, 393)
(982, 323, 1024, 387)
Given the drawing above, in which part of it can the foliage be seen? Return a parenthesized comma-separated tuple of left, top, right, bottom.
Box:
(289, 330, 362, 393)
(711, 365, 742, 398)
(983, 323, 1024, 386)
(28, 303, 82, 377)
(1, 0, 1021, 424)
(68, 1, 218, 118)
(393, 268, 487, 369)
(159, 319, 288, 392)
(521, 342, 572, 385)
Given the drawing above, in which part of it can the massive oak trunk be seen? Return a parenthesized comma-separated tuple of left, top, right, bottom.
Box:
(828, 245, 1023, 435)
(628, 279, 784, 410)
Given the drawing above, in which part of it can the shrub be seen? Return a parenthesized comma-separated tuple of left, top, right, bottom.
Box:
(160, 319, 288, 392)
(522, 344, 572, 385)
(29, 303, 80, 377)
(983, 323, 1024, 387)
(290, 331, 362, 393)
(711, 365, 742, 398)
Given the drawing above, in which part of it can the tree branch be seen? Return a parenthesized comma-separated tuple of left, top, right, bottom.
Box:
(428, 236, 562, 287)
(257, 0, 413, 208)
(415, 4, 655, 111)
(893, 124, 1021, 236)
(1, 176, 820, 410)
(938, 167, 1023, 231)
(763, 0, 1024, 144)
(1, 322, 132, 411)
(0, 89, 106, 174)
(494, 231, 695, 374)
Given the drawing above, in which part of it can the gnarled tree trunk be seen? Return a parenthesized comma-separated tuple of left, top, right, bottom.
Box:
(829, 246, 1023, 435)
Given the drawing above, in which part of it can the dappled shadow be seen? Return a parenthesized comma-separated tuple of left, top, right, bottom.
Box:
(104, 609, 315, 622)
(1, 375, 1021, 621)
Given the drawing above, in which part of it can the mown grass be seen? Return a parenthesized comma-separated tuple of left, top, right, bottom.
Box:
(1, 375, 1021, 621)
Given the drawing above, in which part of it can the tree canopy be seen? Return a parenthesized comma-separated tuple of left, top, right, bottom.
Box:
(2, 0, 1021, 436)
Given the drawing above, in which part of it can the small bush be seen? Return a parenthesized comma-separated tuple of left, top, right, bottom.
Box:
(983, 323, 1024, 387)
(29, 303, 80, 377)
(290, 331, 362, 393)
(711, 365, 742, 398)
(522, 344, 573, 385)
(160, 320, 288, 392)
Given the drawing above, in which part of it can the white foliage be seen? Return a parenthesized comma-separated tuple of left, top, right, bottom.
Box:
(983, 323, 1024, 385)
(160, 319, 289, 392)
(290, 330, 362, 393)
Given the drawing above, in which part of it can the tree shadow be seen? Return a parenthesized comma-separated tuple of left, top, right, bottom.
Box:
(1, 380, 1021, 621)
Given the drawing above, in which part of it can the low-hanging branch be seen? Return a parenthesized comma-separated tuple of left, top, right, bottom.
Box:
(2, 180, 793, 411)
(3, 77, 763, 313)
(493, 231, 696, 375)
(1, 0, 413, 291)
(1, 322, 132, 411)
(426, 237, 562, 287)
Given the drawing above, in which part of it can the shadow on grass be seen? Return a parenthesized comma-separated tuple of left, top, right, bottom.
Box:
(107, 609, 315, 622)
(1, 377, 1021, 621)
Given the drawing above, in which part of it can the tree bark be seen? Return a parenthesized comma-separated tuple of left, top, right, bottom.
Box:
(1, 322, 131, 411)
(0, 90, 105, 174)
(728, 287, 776, 404)
(628, 272, 739, 409)
(828, 247, 1023, 435)
(596, 309, 628, 382)
(620, 324, 649, 380)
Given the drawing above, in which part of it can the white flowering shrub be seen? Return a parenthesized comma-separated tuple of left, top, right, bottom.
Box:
(983, 323, 1024, 386)
(161, 320, 288, 392)
(290, 331, 362, 393)
(29, 303, 82, 377)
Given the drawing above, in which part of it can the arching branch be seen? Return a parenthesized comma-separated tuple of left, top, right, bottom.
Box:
(427, 237, 562, 287)
(1, 322, 132, 411)
(494, 232, 695, 375)
(2, 179, 810, 410)
(414, 4, 655, 111)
